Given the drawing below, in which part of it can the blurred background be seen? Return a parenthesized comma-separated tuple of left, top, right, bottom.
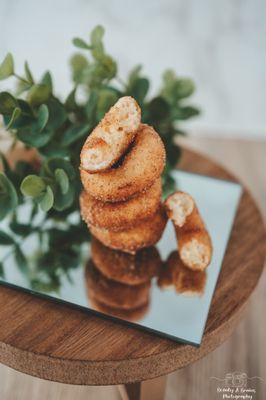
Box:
(0, 0, 266, 138)
(0, 1, 265, 399)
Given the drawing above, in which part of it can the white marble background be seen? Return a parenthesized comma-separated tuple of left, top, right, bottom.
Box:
(0, 0, 265, 138)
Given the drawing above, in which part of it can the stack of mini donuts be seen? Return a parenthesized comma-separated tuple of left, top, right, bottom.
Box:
(80, 96, 167, 254)
(80, 96, 213, 273)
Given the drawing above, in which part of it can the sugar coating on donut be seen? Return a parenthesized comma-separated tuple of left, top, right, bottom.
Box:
(80, 96, 141, 172)
(179, 238, 211, 271)
(165, 192, 194, 227)
(79, 178, 162, 231)
(80, 124, 166, 202)
(88, 205, 167, 253)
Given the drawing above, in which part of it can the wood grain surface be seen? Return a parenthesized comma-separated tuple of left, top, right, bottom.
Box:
(0, 147, 265, 387)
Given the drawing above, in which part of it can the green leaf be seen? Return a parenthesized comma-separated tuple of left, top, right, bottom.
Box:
(90, 25, 105, 60)
(27, 84, 51, 106)
(129, 78, 149, 104)
(72, 38, 92, 50)
(4, 100, 32, 129)
(91, 25, 105, 45)
(65, 88, 76, 111)
(70, 53, 89, 83)
(61, 124, 90, 146)
(6, 107, 21, 129)
(147, 97, 170, 122)
(53, 184, 75, 211)
(24, 61, 34, 84)
(36, 104, 49, 132)
(42, 158, 76, 181)
(0, 92, 18, 115)
(39, 185, 54, 212)
(161, 70, 196, 105)
(101, 55, 117, 80)
(38, 142, 70, 158)
(46, 98, 67, 130)
(55, 168, 69, 194)
(0, 173, 18, 221)
(20, 175, 46, 197)
(162, 69, 176, 86)
(0, 53, 14, 80)
(41, 71, 53, 91)
(175, 78, 195, 99)
(0, 231, 14, 245)
(17, 99, 32, 116)
(85, 90, 98, 119)
(161, 69, 178, 104)
(92, 66, 113, 87)
(14, 245, 28, 274)
(41, 158, 76, 212)
(9, 220, 32, 236)
(128, 65, 142, 88)
(172, 106, 200, 120)
(17, 127, 54, 148)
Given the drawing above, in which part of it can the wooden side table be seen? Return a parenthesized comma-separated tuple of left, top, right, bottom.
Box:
(0, 149, 265, 400)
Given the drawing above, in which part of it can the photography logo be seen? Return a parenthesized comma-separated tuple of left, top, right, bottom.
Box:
(225, 372, 247, 388)
(210, 371, 263, 399)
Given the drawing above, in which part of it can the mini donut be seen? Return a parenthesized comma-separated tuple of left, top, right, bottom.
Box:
(89, 295, 149, 322)
(80, 178, 162, 231)
(88, 205, 167, 253)
(80, 96, 141, 172)
(91, 238, 161, 285)
(158, 251, 206, 296)
(164, 191, 212, 271)
(85, 260, 150, 310)
(165, 191, 205, 231)
(80, 124, 166, 202)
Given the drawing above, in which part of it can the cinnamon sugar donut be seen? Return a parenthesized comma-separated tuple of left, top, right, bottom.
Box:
(80, 124, 166, 202)
(91, 238, 161, 285)
(80, 178, 162, 231)
(80, 96, 141, 172)
(88, 205, 167, 253)
(85, 260, 150, 310)
(164, 191, 212, 271)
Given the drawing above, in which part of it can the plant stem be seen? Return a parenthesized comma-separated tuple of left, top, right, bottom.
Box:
(13, 73, 29, 85)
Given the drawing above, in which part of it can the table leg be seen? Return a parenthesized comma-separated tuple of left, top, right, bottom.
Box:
(118, 375, 167, 400)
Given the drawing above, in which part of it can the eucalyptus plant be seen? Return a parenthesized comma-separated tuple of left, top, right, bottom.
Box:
(0, 25, 199, 291)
